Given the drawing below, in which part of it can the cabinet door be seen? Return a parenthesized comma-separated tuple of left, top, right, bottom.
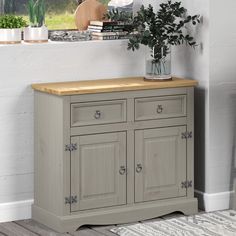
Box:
(71, 132, 126, 211)
(135, 126, 187, 203)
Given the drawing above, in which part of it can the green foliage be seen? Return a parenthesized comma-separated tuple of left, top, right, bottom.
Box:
(105, 8, 133, 23)
(46, 0, 78, 15)
(28, 0, 46, 27)
(3, 0, 78, 15)
(128, 0, 200, 62)
(0, 14, 27, 28)
(45, 13, 75, 30)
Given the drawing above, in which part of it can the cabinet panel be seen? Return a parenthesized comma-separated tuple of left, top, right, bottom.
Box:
(71, 132, 127, 211)
(135, 95, 186, 121)
(135, 126, 187, 203)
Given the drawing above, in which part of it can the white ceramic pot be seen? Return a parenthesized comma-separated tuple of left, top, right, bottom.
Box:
(0, 28, 22, 44)
(24, 25, 48, 43)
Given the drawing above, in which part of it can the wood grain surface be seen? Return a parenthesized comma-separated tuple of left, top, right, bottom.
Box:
(75, 0, 107, 30)
(32, 77, 198, 96)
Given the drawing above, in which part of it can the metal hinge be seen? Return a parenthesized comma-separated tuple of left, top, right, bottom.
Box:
(65, 196, 78, 205)
(181, 131, 192, 139)
(65, 143, 77, 152)
(181, 180, 193, 189)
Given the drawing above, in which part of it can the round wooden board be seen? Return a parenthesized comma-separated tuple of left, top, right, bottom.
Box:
(75, 0, 107, 30)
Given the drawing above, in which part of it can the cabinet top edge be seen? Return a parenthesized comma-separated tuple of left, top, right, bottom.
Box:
(31, 77, 198, 96)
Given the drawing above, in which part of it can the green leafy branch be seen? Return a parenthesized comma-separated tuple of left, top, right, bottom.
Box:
(128, 0, 200, 61)
(105, 8, 133, 23)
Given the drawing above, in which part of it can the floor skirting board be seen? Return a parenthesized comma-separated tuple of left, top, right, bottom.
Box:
(0, 199, 33, 223)
(195, 190, 234, 212)
(0, 192, 234, 223)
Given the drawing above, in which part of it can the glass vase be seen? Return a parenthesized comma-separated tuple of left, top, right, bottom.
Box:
(145, 44, 172, 81)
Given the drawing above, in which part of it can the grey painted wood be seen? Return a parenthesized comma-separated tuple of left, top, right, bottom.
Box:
(70, 88, 188, 103)
(126, 98, 135, 204)
(33, 86, 197, 233)
(187, 87, 195, 199)
(71, 132, 127, 211)
(15, 220, 69, 236)
(34, 92, 70, 216)
(135, 95, 187, 121)
(62, 96, 72, 215)
(135, 126, 187, 203)
(1, 211, 206, 236)
(33, 197, 197, 232)
(71, 100, 126, 127)
(70, 117, 187, 136)
(0, 222, 38, 236)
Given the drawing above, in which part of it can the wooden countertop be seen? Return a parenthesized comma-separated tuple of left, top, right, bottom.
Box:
(32, 77, 198, 96)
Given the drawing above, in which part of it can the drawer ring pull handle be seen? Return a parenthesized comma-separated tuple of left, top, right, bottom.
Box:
(136, 164, 143, 173)
(156, 105, 163, 114)
(119, 166, 126, 175)
(94, 110, 101, 119)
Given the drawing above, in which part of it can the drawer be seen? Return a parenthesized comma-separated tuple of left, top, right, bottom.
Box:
(71, 99, 127, 127)
(135, 95, 186, 121)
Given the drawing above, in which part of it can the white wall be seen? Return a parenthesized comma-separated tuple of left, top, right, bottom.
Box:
(0, 40, 144, 222)
(174, 0, 236, 212)
(171, 0, 210, 209)
(206, 0, 236, 208)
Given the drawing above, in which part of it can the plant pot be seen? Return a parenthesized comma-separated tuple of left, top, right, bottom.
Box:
(0, 28, 22, 44)
(24, 25, 48, 43)
(145, 44, 172, 81)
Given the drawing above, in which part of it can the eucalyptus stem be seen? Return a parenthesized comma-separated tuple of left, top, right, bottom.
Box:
(128, 1, 200, 55)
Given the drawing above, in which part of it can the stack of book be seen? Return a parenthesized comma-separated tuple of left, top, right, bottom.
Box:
(88, 20, 133, 40)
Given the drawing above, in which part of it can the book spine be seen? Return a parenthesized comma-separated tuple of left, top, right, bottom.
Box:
(88, 28, 113, 33)
(92, 35, 133, 40)
(90, 21, 119, 26)
(88, 25, 127, 31)
(92, 31, 128, 36)
(90, 21, 132, 27)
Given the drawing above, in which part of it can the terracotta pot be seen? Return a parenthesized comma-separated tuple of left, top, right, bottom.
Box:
(0, 28, 22, 44)
(24, 25, 48, 43)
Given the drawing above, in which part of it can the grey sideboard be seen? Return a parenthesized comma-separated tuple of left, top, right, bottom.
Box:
(32, 77, 198, 233)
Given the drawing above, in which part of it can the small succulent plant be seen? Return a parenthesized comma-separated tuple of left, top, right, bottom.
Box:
(0, 15, 27, 29)
(28, 0, 46, 27)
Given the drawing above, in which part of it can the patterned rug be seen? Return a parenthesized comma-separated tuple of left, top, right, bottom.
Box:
(110, 210, 236, 235)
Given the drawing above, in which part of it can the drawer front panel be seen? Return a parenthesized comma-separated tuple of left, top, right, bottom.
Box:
(71, 100, 127, 127)
(135, 95, 186, 121)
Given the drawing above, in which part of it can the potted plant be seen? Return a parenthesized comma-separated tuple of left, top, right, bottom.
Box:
(24, 0, 48, 43)
(0, 15, 26, 44)
(128, 1, 200, 80)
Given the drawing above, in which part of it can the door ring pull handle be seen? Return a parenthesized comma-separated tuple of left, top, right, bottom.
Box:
(119, 166, 126, 175)
(156, 105, 163, 114)
(136, 164, 142, 173)
(94, 110, 101, 119)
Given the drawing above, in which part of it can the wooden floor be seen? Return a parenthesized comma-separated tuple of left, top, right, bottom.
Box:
(0, 212, 190, 236)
